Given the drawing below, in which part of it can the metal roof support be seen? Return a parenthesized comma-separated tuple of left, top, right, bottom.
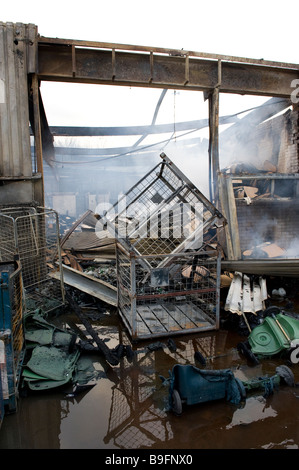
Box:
(37, 37, 299, 97)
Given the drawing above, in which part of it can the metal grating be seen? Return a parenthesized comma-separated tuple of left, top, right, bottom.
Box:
(104, 330, 228, 448)
(116, 245, 221, 340)
(0, 206, 65, 313)
(101, 153, 225, 269)
(99, 153, 224, 340)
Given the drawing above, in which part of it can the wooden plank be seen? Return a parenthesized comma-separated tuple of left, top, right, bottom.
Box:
(26, 24, 38, 74)
(132, 300, 217, 339)
(218, 173, 234, 259)
(161, 303, 195, 329)
(150, 304, 182, 332)
(226, 176, 241, 259)
(0, 23, 33, 179)
(6, 23, 19, 176)
(136, 305, 168, 334)
(179, 301, 213, 328)
(0, 24, 10, 176)
(16, 23, 32, 177)
(133, 310, 152, 336)
(62, 231, 115, 251)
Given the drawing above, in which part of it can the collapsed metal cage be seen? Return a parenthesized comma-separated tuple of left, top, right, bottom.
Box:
(95, 153, 225, 340)
(101, 153, 225, 262)
(0, 260, 25, 413)
(98, 153, 224, 340)
(116, 245, 221, 340)
(0, 206, 65, 313)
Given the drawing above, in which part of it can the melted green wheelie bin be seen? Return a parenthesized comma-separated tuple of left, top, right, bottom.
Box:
(243, 309, 299, 360)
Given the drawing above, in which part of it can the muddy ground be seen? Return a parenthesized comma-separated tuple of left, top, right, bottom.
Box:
(1, 283, 299, 451)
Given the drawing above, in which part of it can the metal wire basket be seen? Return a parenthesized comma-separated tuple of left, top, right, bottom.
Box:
(98, 153, 225, 340)
(0, 259, 25, 412)
(0, 206, 65, 313)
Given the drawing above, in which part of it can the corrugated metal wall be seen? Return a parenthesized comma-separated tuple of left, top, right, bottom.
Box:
(0, 22, 37, 178)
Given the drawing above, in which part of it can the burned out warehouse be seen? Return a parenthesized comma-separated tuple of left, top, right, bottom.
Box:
(1, 21, 299, 449)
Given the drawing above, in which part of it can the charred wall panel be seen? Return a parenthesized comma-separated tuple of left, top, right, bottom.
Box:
(236, 199, 299, 257)
(0, 22, 37, 178)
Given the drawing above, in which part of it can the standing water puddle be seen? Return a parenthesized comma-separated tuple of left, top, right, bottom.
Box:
(1, 307, 299, 450)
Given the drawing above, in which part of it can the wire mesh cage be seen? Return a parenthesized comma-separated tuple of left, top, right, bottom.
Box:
(0, 259, 25, 412)
(116, 245, 221, 340)
(97, 153, 224, 340)
(100, 153, 225, 265)
(0, 206, 65, 314)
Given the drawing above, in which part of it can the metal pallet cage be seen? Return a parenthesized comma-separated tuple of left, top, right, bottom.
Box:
(101, 153, 225, 262)
(0, 260, 25, 413)
(99, 153, 225, 340)
(116, 245, 221, 340)
(0, 206, 65, 313)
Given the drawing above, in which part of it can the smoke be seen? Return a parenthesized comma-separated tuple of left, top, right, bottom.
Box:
(280, 238, 299, 258)
(219, 97, 291, 171)
(240, 213, 299, 260)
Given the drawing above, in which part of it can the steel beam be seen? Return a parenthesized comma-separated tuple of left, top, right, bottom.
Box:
(37, 39, 299, 97)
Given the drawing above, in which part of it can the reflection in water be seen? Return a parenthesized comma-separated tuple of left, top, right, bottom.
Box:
(103, 329, 232, 449)
(1, 315, 299, 449)
(226, 396, 277, 429)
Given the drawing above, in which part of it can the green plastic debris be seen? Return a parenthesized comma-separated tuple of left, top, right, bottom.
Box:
(25, 329, 53, 346)
(22, 369, 50, 381)
(22, 308, 105, 393)
(25, 346, 80, 381)
(28, 377, 73, 391)
(249, 312, 299, 357)
(24, 309, 76, 349)
(22, 346, 80, 390)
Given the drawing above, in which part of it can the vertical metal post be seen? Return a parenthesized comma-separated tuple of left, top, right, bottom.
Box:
(130, 253, 137, 338)
(208, 60, 221, 205)
(215, 251, 221, 329)
(209, 87, 220, 205)
(31, 74, 44, 206)
(54, 210, 65, 303)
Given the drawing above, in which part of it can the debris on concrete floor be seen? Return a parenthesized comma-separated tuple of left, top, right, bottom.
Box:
(49, 209, 118, 307)
(224, 271, 268, 315)
(20, 288, 136, 394)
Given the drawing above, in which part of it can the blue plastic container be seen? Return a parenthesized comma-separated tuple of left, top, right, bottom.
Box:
(168, 364, 245, 414)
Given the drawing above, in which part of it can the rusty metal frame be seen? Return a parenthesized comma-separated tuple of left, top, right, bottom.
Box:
(101, 152, 225, 272)
(35, 34, 299, 206)
(37, 37, 299, 97)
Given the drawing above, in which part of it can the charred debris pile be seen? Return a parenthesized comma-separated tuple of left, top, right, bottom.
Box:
(53, 153, 299, 340)
(2, 152, 299, 416)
